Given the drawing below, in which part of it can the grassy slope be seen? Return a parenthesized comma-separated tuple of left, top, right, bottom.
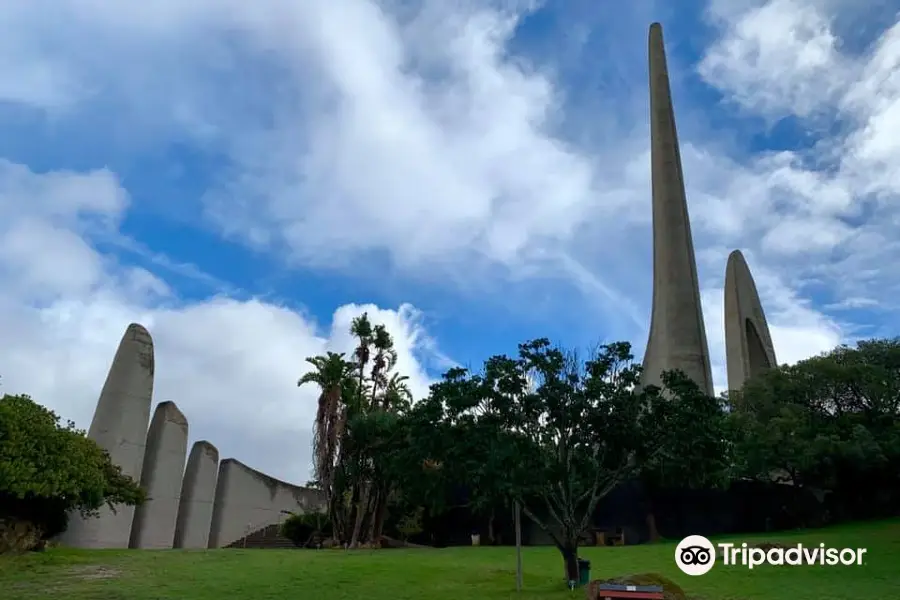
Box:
(1, 518, 897, 600)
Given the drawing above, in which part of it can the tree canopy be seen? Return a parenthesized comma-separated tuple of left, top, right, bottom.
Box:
(297, 330, 899, 585)
(728, 338, 900, 519)
(0, 393, 145, 553)
(329, 338, 730, 580)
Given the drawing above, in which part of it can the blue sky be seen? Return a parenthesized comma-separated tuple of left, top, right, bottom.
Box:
(1, 0, 899, 483)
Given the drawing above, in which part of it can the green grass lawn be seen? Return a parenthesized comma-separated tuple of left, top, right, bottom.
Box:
(1, 518, 897, 600)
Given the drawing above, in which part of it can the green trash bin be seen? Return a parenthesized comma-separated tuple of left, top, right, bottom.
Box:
(578, 558, 591, 586)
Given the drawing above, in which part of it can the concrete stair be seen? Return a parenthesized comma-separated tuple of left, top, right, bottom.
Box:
(226, 523, 297, 549)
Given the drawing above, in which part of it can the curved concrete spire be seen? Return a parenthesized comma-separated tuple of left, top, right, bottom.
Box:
(59, 323, 154, 548)
(130, 400, 189, 549)
(174, 440, 220, 549)
(724, 250, 777, 391)
(641, 23, 714, 396)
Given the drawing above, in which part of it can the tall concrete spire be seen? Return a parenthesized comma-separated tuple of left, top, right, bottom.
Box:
(724, 250, 777, 391)
(641, 23, 714, 396)
(59, 323, 154, 548)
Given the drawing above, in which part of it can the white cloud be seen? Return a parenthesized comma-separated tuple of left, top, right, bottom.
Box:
(1, 0, 896, 409)
(700, 0, 847, 119)
(201, 1, 602, 270)
(694, 0, 900, 337)
(760, 216, 853, 255)
(0, 161, 440, 484)
(0, 0, 652, 325)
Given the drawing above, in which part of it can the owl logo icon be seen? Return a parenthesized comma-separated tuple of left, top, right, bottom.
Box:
(675, 535, 716, 576)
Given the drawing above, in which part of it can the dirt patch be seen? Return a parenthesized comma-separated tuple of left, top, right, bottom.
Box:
(69, 565, 122, 580)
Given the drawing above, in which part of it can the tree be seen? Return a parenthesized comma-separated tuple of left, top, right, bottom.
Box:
(420, 364, 533, 545)
(406, 339, 649, 582)
(0, 394, 145, 553)
(298, 351, 355, 541)
(365, 372, 412, 541)
(397, 338, 734, 583)
(637, 371, 732, 540)
(346, 313, 402, 547)
(381, 373, 413, 412)
(503, 340, 648, 582)
(298, 312, 412, 547)
(729, 338, 900, 522)
(373, 395, 455, 522)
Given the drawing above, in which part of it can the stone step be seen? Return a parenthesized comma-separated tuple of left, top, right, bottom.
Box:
(226, 523, 299, 549)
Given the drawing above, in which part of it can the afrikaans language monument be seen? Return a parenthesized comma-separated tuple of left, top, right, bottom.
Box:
(59, 323, 325, 549)
(640, 23, 776, 396)
(58, 23, 777, 549)
(724, 249, 778, 392)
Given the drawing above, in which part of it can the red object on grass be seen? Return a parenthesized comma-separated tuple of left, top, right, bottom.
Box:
(597, 592, 664, 599)
(590, 583, 665, 600)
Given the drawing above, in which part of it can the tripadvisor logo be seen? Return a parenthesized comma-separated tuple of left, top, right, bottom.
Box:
(675, 535, 717, 576)
(675, 535, 868, 576)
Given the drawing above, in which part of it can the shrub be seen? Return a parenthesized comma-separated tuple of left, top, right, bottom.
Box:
(396, 506, 424, 541)
(0, 394, 145, 553)
(281, 510, 330, 547)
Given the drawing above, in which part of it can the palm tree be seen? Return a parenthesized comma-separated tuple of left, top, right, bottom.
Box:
(347, 314, 378, 548)
(369, 324, 398, 405)
(350, 314, 373, 413)
(347, 315, 406, 547)
(364, 373, 413, 542)
(301, 313, 413, 548)
(298, 351, 355, 539)
(381, 372, 413, 411)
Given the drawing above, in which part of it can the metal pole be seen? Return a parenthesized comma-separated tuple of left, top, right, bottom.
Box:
(515, 500, 523, 591)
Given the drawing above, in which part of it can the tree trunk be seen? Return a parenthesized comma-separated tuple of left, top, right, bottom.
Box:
(349, 481, 370, 548)
(365, 486, 382, 543)
(329, 479, 352, 543)
(344, 482, 360, 545)
(644, 484, 661, 542)
(328, 494, 342, 542)
(487, 510, 496, 545)
(559, 541, 580, 583)
(646, 511, 661, 542)
(371, 486, 390, 542)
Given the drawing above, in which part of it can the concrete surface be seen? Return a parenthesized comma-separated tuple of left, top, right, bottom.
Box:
(724, 250, 777, 392)
(208, 458, 326, 548)
(640, 23, 714, 397)
(173, 440, 220, 549)
(59, 323, 155, 549)
(130, 401, 189, 548)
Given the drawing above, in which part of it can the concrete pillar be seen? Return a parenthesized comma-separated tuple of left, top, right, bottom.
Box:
(130, 401, 189, 548)
(640, 23, 714, 396)
(60, 323, 155, 548)
(724, 250, 778, 392)
(173, 441, 219, 549)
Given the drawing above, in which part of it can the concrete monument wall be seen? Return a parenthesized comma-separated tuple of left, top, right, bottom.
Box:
(208, 458, 326, 548)
(60, 323, 154, 549)
(58, 322, 325, 550)
(724, 250, 778, 391)
(173, 441, 220, 549)
(130, 401, 189, 549)
(641, 23, 714, 396)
